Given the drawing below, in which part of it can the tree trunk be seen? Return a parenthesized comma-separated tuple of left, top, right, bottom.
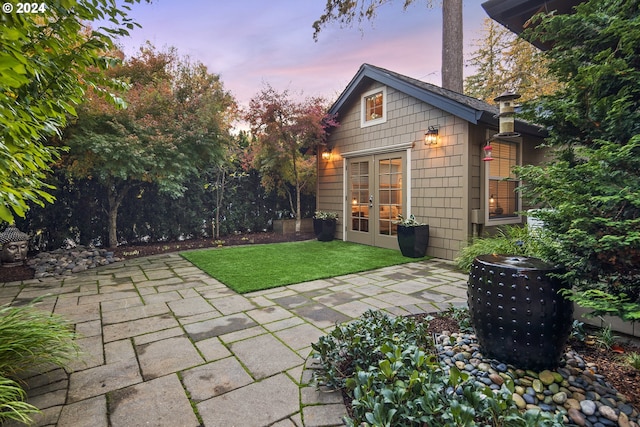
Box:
(214, 169, 226, 239)
(107, 203, 118, 249)
(295, 180, 301, 233)
(290, 145, 301, 233)
(442, 0, 463, 93)
(106, 182, 132, 248)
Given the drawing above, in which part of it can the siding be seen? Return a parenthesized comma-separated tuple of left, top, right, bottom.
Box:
(319, 82, 469, 260)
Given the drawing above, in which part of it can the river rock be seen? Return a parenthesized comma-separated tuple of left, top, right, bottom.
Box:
(580, 399, 597, 416)
(26, 245, 122, 278)
(599, 405, 618, 422)
(552, 391, 567, 405)
(489, 373, 504, 386)
(433, 331, 640, 426)
(568, 408, 587, 426)
(565, 398, 582, 410)
(619, 412, 632, 427)
(532, 379, 544, 393)
(539, 370, 556, 385)
(512, 393, 527, 409)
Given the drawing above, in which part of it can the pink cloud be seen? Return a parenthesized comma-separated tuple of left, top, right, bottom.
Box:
(112, 0, 488, 108)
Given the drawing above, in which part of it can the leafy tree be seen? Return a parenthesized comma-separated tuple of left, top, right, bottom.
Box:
(63, 45, 237, 247)
(0, 0, 147, 223)
(516, 0, 640, 321)
(312, 0, 464, 92)
(245, 86, 337, 232)
(465, 18, 560, 103)
(206, 131, 250, 239)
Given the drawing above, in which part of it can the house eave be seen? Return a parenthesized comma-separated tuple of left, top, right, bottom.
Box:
(481, 0, 582, 50)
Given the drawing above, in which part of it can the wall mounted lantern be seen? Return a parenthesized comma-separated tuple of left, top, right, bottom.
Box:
(321, 148, 332, 161)
(424, 126, 439, 145)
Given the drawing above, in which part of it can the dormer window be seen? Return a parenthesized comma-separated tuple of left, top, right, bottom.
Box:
(361, 87, 387, 127)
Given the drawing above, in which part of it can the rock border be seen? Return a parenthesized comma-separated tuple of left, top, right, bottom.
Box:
(26, 246, 122, 279)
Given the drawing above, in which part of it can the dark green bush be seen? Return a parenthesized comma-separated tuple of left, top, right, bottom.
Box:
(516, 0, 640, 321)
(311, 310, 430, 390)
(455, 225, 559, 271)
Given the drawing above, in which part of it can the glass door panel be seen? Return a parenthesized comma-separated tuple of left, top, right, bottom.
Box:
(377, 157, 402, 237)
(350, 160, 369, 233)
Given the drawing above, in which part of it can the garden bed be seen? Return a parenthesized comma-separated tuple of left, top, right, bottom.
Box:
(318, 310, 640, 426)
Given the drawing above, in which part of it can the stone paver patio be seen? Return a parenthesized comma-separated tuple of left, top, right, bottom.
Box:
(0, 251, 468, 427)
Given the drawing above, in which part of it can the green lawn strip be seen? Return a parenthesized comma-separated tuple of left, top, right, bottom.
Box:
(180, 240, 428, 294)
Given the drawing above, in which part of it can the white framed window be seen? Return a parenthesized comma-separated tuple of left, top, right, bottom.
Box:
(486, 139, 522, 225)
(361, 87, 387, 127)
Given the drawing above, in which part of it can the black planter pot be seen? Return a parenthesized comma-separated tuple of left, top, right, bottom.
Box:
(397, 225, 429, 258)
(467, 255, 574, 371)
(313, 218, 336, 241)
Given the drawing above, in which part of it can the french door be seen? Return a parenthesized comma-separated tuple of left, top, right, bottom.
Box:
(347, 153, 406, 249)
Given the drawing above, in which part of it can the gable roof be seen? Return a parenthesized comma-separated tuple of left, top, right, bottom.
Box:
(329, 64, 544, 137)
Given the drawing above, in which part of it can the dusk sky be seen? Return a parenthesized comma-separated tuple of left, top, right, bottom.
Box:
(112, 1, 490, 109)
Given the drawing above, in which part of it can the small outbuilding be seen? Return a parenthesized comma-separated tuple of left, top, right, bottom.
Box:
(316, 64, 546, 260)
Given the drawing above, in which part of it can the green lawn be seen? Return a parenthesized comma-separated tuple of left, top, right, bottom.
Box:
(180, 240, 427, 294)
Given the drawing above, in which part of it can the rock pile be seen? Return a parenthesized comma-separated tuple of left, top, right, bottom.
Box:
(26, 247, 122, 279)
(436, 331, 639, 427)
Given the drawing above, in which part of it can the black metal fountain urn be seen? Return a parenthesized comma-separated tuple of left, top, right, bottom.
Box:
(467, 255, 574, 371)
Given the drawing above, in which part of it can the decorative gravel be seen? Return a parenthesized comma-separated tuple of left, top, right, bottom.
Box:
(435, 331, 640, 427)
(26, 246, 122, 278)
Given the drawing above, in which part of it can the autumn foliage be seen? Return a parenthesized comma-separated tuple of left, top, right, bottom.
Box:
(244, 85, 338, 231)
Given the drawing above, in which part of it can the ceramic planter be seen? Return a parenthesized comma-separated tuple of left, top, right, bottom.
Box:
(313, 218, 337, 241)
(467, 254, 574, 370)
(397, 224, 429, 258)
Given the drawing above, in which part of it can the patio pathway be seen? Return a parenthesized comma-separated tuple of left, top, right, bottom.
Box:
(0, 251, 468, 427)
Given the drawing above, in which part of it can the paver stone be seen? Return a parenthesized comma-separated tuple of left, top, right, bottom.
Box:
(108, 374, 199, 427)
(136, 335, 203, 380)
(230, 334, 303, 379)
(182, 357, 253, 401)
(197, 374, 298, 427)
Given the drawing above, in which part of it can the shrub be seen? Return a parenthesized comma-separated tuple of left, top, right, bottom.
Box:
(311, 310, 430, 390)
(516, 0, 640, 321)
(623, 352, 640, 371)
(0, 299, 79, 424)
(0, 377, 39, 424)
(455, 225, 559, 271)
